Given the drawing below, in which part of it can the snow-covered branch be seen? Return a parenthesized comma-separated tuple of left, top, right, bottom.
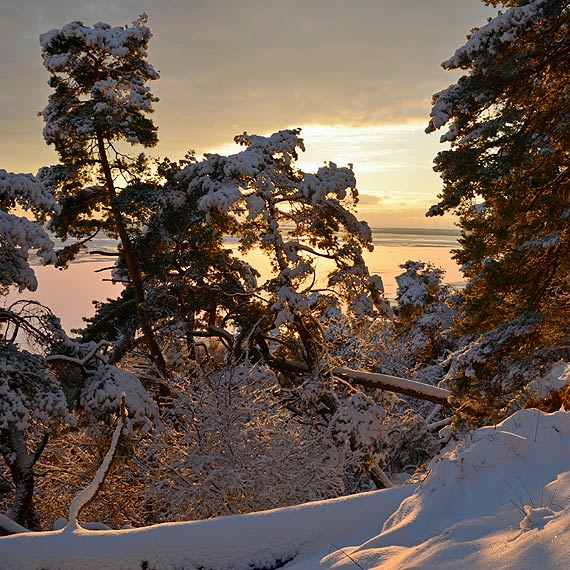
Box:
(333, 367, 451, 406)
(0, 170, 58, 291)
(66, 394, 127, 531)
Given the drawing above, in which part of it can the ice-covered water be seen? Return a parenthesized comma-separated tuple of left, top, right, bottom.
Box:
(5, 228, 462, 332)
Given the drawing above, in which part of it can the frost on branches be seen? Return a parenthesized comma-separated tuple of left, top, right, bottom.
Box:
(139, 363, 352, 521)
(0, 170, 58, 292)
(0, 11, 459, 531)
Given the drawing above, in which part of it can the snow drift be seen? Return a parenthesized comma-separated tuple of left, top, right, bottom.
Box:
(2, 408, 570, 570)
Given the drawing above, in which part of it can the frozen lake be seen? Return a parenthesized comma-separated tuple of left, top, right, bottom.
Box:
(4, 228, 463, 333)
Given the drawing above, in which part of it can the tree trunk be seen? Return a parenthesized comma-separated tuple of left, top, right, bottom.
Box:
(365, 459, 393, 490)
(2, 427, 41, 530)
(96, 131, 168, 379)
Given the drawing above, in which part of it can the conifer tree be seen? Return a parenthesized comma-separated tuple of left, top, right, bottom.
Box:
(426, 0, 570, 419)
(38, 15, 167, 376)
(394, 261, 457, 368)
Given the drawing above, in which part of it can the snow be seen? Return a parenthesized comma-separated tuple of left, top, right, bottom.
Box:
(443, 0, 548, 69)
(80, 364, 158, 429)
(530, 362, 570, 396)
(325, 408, 570, 570)
(425, 0, 550, 141)
(0, 347, 67, 431)
(4, 407, 570, 569)
(40, 15, 157, 71)
(0, 169, 58, 291)
(0, 486, 413, 570)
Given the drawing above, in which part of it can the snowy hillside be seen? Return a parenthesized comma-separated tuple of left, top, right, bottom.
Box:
(2, 408, 570, 570)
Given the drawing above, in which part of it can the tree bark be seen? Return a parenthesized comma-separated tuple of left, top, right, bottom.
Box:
(366, 460, 393, 489)
(1, 427, 43, 530)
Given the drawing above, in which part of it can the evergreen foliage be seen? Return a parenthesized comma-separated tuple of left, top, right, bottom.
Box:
(0, 13, 461, 530)
(426, 0, 570, 421)
(38, 14, 167, 376)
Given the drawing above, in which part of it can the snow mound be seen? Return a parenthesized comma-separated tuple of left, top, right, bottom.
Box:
(0, 485, 412, 570)
(324, 408, 570, 570)
(3, 409, 570, 569)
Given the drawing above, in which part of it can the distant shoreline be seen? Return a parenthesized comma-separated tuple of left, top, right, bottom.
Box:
(372, 227, 460, 236)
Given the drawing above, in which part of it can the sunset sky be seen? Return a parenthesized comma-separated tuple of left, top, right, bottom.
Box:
(1, 0, 494, 228)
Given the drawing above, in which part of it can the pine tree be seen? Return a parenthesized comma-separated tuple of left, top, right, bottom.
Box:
(38, 15, 167, 376)
(0, 170, 58, 293)
(394, 260, 458, 368)
(426, 0, 570, 420)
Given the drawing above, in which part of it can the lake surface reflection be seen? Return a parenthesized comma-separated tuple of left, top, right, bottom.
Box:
(4, 228, 463, 333)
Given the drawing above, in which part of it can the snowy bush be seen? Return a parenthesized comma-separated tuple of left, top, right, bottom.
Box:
(138, 362, 350, 521)
(0, 346, 67, 431)
(81, 364, 158, 430)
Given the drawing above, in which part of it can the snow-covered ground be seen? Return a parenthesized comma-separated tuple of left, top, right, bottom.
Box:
(2, 408, 570, 570)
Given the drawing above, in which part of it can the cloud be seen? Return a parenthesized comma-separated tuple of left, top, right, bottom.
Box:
(0, 1, 494, 161)
(357, 193, 387, 206)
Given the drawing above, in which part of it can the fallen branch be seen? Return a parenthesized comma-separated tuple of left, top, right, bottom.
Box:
(65, 394, 127, 531)
(264, 355, 451, 406)
(332, 367, 451, 407)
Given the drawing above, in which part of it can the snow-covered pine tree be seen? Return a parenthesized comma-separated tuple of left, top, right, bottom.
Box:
(84, 129, 389, 373)
(38, 15, 167, 377)
(394, 260, 458, 368)
(81, 128, 396, 491)
(0, 170, 58, 292)
(166, 129, 388, 368)
(0, 172, 157, 529)
(426, 0, 570, 422)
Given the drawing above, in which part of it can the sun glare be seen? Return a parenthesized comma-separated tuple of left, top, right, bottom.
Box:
(205, 122, 446, 228)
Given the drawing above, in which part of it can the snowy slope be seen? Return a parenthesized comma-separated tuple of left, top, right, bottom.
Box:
(0, 484, 412, 570)
(2, 408, 570, 570)
(322, 408, 570, 570)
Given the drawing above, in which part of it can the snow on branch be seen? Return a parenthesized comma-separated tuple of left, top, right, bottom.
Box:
(0, 169, 59, 212)
(80, 365, 158, 429)
(443, 0, 549, 69)
(0, 169, 58, 291)
(66, 394, 127, 531)
(333, 366, 451, 406)
(426, 0, 549, 137)
(40, 15, 157, 74)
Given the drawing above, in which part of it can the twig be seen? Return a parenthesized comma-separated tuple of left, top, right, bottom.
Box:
(516, 473, 535, 508)
(330, 544, 366, 570)
(534, 409, 540, 443)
